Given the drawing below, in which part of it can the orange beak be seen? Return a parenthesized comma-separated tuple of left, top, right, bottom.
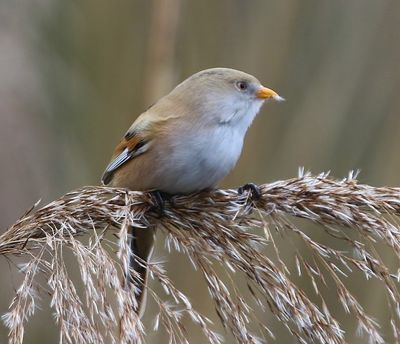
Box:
(256, 86, 284, 101)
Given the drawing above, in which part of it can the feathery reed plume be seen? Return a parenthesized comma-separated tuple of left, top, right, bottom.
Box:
(1, 171, 400, 343)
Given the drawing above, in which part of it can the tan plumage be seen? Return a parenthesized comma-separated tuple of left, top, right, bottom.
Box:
(102, 68, 282, 317)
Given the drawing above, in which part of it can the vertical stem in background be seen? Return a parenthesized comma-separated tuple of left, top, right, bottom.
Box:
(143, 0, 182, 105)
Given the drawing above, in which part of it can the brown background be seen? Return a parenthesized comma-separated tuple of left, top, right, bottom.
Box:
(1, 0, 400, 342)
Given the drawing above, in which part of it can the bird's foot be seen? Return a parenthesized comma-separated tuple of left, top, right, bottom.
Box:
(149, 190, 173, 217)
(238, 183, 262, 201)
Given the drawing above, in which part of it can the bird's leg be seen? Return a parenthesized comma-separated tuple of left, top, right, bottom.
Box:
(149, 190, 173, 217)
(238, 183, 262, 200)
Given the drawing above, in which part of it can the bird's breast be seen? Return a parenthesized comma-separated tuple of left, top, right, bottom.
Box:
(155, 126, 244, 193)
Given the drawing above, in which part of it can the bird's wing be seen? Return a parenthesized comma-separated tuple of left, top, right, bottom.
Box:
(101, 118, 152, 185)
(101, 109, 179, 185)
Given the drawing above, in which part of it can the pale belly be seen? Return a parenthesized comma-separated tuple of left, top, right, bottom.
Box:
(152, 127, 244, 194)
(110, 126, 245, 194)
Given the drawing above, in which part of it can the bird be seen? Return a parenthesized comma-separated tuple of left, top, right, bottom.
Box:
(101, 67, 283, 318)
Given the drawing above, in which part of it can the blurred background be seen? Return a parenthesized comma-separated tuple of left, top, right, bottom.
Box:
(1, 0, 400, 342)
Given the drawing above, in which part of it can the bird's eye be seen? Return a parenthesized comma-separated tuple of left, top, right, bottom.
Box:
(236, 81, 248, 91)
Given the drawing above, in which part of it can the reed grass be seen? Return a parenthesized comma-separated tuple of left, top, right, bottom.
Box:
(1, 171, 400, 343)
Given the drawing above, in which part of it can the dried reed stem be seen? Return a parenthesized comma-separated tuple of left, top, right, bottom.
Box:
(1, 171, 400, 343)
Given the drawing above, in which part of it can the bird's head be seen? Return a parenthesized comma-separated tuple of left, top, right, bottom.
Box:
(170, 68, 283, 131)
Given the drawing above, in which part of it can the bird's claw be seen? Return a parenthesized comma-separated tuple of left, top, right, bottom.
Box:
(150, 191, 172, 217)
(238, 183, 262, 200)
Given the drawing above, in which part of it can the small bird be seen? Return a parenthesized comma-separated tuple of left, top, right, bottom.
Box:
(102, 68, 283, 317)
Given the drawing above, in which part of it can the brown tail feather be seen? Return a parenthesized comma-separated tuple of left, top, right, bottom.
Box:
(127, 226, 155, 318)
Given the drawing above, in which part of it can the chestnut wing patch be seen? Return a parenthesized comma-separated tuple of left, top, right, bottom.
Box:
(101, 136, 148, 185)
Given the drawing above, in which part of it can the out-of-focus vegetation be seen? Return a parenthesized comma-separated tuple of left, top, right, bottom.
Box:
(0, 1, 399, 343)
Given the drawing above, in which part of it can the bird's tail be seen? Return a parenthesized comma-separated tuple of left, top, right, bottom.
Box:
(127, 225, 155, 318)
